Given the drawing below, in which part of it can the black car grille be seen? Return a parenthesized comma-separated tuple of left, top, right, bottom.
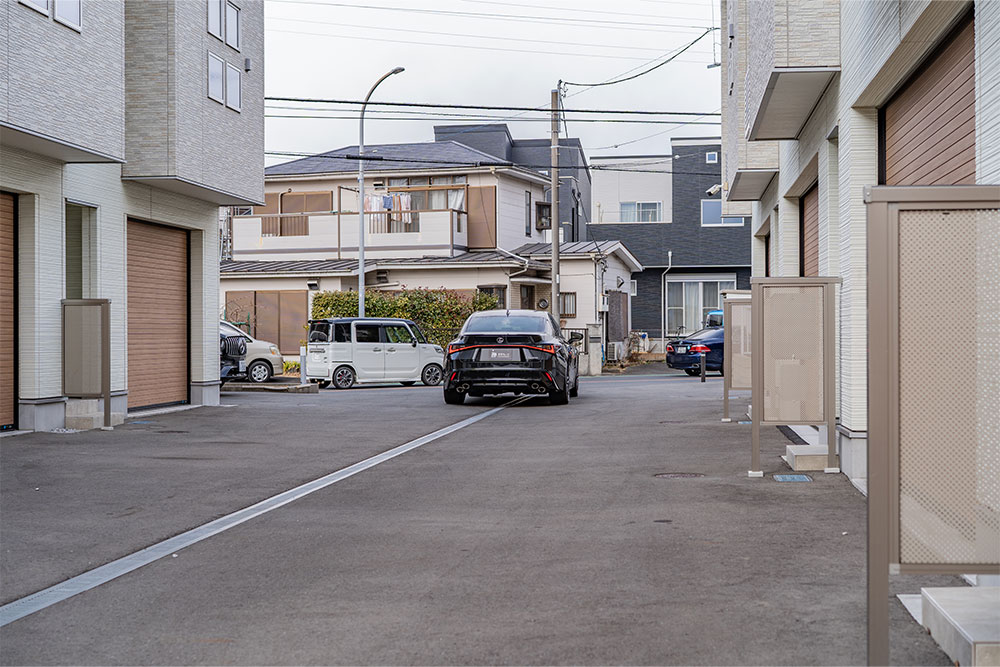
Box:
(221, 335, 246, 358)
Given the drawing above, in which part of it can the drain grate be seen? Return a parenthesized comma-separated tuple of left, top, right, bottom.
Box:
(774, 474, 812, 482)
(654, 472, 705, 479)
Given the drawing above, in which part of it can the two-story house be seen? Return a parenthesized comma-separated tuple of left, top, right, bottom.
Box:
(719, 0, 999, 484)
(0, 0, 264, 430)
(432, 124, 592, 243)
(587, 138, 752, 349)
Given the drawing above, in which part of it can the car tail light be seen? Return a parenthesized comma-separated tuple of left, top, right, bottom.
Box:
(533, 344, 556, 354)
(665, 345, 674, 353)
(691, 344, 711, 354)
(447, 343, 465, 355)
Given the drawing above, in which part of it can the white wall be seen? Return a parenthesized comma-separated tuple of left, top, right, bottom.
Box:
(495, 175, 546, 251)
(590, 158, 672, 223)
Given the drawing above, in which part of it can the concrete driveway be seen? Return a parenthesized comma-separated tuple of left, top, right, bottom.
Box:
(0, 376, 956, 665)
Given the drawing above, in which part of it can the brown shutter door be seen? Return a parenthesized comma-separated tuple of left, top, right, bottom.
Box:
(800, 185, 820, 277)
(278, 290, 308, 355)
(884, 18, 975, 186)
(127, 221, 188, 409)
(0, 193, 15, 429)
(467, 186, 497, 249)
(255, 291, 280, 346)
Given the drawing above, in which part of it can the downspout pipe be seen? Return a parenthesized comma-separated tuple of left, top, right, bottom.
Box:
(660, 250, 673, 355)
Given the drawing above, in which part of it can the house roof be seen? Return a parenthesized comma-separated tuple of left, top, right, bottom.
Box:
(220, 251, 548, 277)
(265, 141, 510, 176)
(514, 241, 644, 272)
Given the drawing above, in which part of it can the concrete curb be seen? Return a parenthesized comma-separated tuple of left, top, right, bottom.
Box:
(222, 382, 318, 393)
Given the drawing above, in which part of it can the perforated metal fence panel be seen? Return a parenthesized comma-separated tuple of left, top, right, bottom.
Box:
(728, 299, 752, 391)
(760, 284, 825, 423)
(897, 208, 1000, 566)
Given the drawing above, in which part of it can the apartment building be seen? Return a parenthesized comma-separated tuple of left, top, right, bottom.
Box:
(588, 138, 751, 348)
(433, 124, 592, 242)
(0, 0, 264, 430)
(720, 0, 1000, 481)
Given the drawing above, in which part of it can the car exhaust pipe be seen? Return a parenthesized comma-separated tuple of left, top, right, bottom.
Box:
(531, 383, 545, 393)
(456, 383, 470, 393)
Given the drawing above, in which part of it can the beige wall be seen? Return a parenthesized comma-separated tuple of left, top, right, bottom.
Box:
(590, 158, 672, 223)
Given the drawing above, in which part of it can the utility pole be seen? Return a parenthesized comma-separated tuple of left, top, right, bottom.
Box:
(550, 87, 560, 319)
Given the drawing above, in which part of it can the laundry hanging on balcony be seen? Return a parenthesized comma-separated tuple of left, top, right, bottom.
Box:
(365, 193, 417, 233)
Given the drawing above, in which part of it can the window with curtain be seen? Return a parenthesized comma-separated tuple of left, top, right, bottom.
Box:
(666, 278, 737, 335)
(619, 201, 661, 222)
(558, 292, 577, 318)
(388, 175, 467, 212)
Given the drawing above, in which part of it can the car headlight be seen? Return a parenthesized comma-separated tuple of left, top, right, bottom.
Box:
(269, 345, 280, 356)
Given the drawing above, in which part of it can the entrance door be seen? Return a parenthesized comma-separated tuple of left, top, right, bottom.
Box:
(127, 220, 188, 409)
(0, 192, 15, 430)
(352, 322, 385, 381)
(383, 323, 420, 380)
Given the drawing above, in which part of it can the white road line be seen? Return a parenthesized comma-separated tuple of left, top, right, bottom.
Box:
(0, 396, 529, 627)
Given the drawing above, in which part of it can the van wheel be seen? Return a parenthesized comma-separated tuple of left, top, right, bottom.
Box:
(444, 388, 465, 404)
(421, 364, 443, 386)
(333, 366, 356, 389)
(247, 360, 272, 383)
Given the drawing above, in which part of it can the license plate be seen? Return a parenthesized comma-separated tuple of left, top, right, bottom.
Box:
(676, 346, 687, 354)
(239, 360, 247, 372)
(483, 348, 517, 362)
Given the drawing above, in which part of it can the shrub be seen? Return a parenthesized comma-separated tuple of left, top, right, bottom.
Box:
(310, 288, 499, 346)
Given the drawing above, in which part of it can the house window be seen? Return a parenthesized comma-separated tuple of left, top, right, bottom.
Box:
(524, 191, 532, 236)
(535, 201, 551, 230)
(720, 216, 744, 226)
(666, 278, 736, 335)
(630, 280, 637, 297)
(478, 285, 507, 307)
(225, 1, 240, 49)
(19, 0, 49, 16)
(53, 0, 81, 30)
(225, 63, 241, 111)
(207, 53, 225, 103)
(387, 175, 466, 212)
(706, 151, 719, 164)
(208, 0, 222, 39)
(520, 285, 535, 310)
(700, 199, 723, 226)
(619, 201, 662, 222)
(558, 292, 577, 318)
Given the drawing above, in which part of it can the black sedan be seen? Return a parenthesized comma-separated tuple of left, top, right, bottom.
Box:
(443, 309, 582, 405)
(666, 327, 724, 376)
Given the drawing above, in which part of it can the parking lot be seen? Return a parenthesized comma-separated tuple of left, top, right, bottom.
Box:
(0, 372, 956, 665)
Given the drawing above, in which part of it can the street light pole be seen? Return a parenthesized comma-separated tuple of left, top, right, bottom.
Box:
(550, 87, 560, 319)
(358, 67, 404, 318)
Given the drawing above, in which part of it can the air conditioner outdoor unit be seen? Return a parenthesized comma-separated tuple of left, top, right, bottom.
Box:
(606, 343, 618, 361)
(598, 294, 609, 312)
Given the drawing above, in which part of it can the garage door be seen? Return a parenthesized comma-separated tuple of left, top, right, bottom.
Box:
(127, 220, 188, 409)
(884, 17, 975, 186)
(1, 192, 15, 430)
(800, 184, 819, 277)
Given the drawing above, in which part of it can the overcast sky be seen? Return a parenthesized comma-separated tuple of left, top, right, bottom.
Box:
(263, 0, 722, 166)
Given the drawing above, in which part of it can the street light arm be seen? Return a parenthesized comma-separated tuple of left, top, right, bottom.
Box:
(359, 67, 405, 150)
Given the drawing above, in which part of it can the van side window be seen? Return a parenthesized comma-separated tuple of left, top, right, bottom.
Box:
(355, 324, 381, 343)
(334, 323, 351, 342)
(384, 325, 414, 344)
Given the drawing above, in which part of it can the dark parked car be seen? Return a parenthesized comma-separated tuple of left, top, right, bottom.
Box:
(666, 327, 724, 376)
(220, 332, 247, 386)
(443, 309, 582, 405)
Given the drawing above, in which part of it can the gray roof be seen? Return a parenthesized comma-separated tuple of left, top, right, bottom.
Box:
(220, 251, 548, 275)
(265, 141, 510, 176)
(514, 241, 623, 256)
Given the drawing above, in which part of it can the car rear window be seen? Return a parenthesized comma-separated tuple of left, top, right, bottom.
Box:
(463, 315, 547, 333)
(308, 322, 331, 342)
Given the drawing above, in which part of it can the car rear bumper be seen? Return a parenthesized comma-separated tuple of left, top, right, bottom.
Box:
(446, 364, 560, 394)
(666, 354, 721, 370)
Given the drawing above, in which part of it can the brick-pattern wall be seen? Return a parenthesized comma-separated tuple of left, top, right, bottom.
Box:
(3, 0, 124, 159)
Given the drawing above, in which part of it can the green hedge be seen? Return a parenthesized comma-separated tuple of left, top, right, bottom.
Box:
(310, 288, 499, 346)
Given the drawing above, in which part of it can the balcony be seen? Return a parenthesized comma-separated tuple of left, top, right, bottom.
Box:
(229, 209, 468, 261)
(744, 0, 839, 141)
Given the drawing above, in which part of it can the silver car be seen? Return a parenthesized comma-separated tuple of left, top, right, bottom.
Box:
(219, 321, 285, 383)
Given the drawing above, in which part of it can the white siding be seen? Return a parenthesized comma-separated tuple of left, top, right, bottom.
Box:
(590, 159, 672, 223)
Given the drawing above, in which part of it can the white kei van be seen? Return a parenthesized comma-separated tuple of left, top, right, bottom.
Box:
(305, 318, 445, 389)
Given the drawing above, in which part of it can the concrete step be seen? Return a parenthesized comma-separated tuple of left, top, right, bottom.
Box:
(921, 586, 1000, 666)
(222, 382, 318, 393)
(781, 444, 838, 472)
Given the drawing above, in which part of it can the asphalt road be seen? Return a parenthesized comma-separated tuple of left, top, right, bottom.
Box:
(0, 374, 957, 665)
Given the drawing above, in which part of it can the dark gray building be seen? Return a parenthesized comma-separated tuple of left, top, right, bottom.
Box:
(433, 124, 591, 243)
(587, 138, 751, 346)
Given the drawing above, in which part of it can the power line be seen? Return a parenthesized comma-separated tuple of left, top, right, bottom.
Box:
(264, 97, 721, 117)
(590, 110, 721, 150)
(263, 150, 722, 175)
(267, 15, 709, 55)
(267, 0, 713, 33)
(563, 28, 715, 87)
(267, 27, 671, 61)
(455, 0, 711, 22)
(264, 112, 721, 125)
